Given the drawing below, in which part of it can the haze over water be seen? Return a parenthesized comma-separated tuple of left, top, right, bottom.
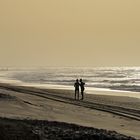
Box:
(1, 67, 140, 94)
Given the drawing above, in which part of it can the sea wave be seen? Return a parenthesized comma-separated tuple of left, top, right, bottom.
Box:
(0, 67, 140, 93)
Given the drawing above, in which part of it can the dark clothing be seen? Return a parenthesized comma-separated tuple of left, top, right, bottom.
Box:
(74, 82, 80, 90)
(80, 81, 85, 100)
(75, 89, 79, 100)
(80, 82, 85, 91)
(74, 82, 80, 100)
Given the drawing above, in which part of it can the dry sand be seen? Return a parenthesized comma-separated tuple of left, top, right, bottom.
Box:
(0, 83, 140, 139)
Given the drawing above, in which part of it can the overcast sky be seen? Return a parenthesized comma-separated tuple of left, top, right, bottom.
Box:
(0, 0, 140, 67)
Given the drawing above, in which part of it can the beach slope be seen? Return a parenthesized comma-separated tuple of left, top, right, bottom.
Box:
(0, 83, 139, 139)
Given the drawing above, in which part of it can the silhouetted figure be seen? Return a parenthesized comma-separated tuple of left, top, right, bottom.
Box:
(80, 79, 85, 100)
(74, 79, 80, 100)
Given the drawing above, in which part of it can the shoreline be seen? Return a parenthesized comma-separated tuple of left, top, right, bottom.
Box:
(0, 80, 140, 99)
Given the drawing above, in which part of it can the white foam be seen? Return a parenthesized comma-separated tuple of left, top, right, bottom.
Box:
(0, 78, 140, 99)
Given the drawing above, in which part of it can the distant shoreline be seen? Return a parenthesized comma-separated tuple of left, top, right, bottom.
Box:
(1, 67, 140, 95)
(0, 80, 140, 99)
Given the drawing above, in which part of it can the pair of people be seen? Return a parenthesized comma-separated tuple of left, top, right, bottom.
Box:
(74, 79, 85, 100)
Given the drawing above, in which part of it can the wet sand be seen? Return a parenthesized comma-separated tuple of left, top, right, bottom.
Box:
(0, 83, 140, 139)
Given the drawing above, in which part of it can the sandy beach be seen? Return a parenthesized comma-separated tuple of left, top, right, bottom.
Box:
(0, 83, 140, 139)
(1, 0, 140, 139)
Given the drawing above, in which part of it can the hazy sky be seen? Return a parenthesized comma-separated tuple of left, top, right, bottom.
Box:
(0, 0, 140, 67)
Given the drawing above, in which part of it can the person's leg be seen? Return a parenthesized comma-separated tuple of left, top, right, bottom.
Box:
(75, 90, 77, 100)
(81, 90, 84, 100)
(78, 90, 79, 100)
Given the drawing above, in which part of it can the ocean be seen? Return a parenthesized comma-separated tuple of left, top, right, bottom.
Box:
(0, 67, 140, 93)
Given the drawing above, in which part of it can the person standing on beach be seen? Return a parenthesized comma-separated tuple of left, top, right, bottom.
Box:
(74, 79, 80, 100)
(79, 79, 85, 100)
